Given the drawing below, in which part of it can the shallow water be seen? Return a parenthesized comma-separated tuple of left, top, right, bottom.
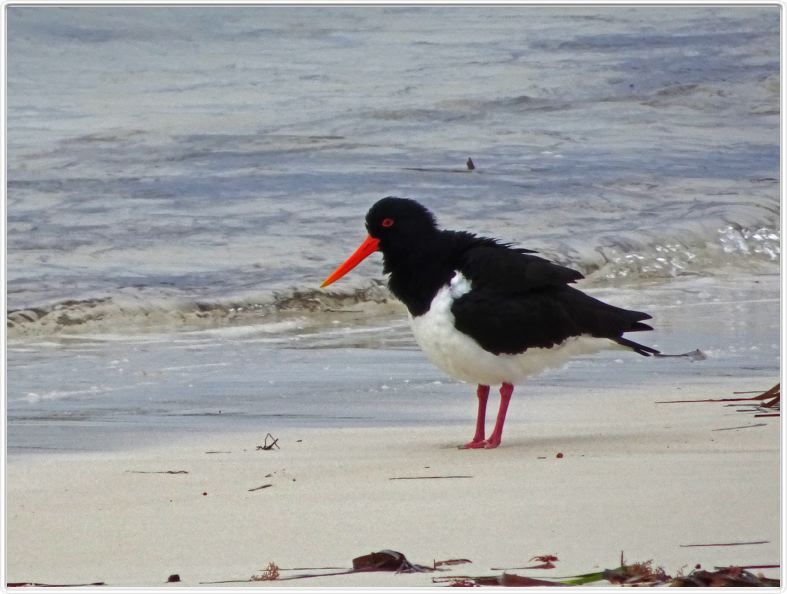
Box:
(6, 6, 780, 453)
(7, 275, 779, 455)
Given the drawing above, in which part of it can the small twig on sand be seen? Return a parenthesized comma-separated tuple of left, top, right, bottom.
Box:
(711, 423, 767, 431)
(680, 540, 768, 547)
(389, 475, 472, 480)
(126, 470, 189, 474)
(201, 570, 356, 584)
(434, 558, 472, 568)
(279, 566, 346, 571)
(276, 570, 356, 581)
(739, 384, 780, 399)
(658, 383, 780, 418)
(248, 483, 273, 492)
(256, 433, 280, 451)
(8, 582, 106, 588)
(434, 574, 567, 587)
(659, 383, 779, 405)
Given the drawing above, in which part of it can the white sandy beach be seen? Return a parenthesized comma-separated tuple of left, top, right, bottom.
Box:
(6, 374, 780, 587)
(6, 5, 781, 590)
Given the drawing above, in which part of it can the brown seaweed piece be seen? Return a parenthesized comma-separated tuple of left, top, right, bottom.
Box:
(352, 549, 434, 573)
(659, 383, 780, 418)
(671, 566, 780, 587)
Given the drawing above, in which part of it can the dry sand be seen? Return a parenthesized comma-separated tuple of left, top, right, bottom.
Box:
(5, 376, 780, 587)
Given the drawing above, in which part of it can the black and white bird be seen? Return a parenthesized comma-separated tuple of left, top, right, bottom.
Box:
(321, 197, 659, 449)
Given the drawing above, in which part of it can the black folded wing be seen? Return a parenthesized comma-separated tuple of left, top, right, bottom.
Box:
(451, 243, 656, 356)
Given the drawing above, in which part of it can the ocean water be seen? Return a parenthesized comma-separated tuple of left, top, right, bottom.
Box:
(6, 6, 781, 453)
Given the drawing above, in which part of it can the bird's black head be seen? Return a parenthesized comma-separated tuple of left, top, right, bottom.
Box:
(320, 196, 441, 290)
(365, 197, 438, 249)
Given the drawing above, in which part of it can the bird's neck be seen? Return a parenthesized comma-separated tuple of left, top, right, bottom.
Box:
(382, 232, 463, 317)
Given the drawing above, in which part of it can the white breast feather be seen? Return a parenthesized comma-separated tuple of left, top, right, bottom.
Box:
(409, 271, 612, 385)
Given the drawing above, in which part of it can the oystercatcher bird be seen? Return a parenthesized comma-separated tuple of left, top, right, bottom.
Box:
(321, 197, 659, 449)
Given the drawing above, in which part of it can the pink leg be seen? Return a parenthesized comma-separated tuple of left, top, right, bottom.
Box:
(460, 385, 489, 449)
(484, 383, 514, 449)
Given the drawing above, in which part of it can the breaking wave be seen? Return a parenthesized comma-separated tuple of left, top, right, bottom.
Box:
(6, 283, 401, 340)
(573, 223, 779, 281)
(7, 220, 778, 340)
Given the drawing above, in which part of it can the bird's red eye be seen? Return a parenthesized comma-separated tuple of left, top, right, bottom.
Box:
(382, 218, 395, 228)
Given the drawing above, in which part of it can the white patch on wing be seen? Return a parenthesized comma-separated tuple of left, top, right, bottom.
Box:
(448, 271, 472, 299)
(409, 271, 613, 385)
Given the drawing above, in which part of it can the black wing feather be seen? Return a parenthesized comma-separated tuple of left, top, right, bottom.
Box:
(459, 245, 584, 293)
(452, 244, 658, 356)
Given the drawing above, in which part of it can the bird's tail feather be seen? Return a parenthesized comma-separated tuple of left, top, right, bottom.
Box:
(614, 336, 661, 357)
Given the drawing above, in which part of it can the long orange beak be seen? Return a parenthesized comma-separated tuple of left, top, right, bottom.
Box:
(320, 235, 380, 288)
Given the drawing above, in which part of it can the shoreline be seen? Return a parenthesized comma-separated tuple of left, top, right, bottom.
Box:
(7, 274, 780, 459)
(6, 377, 780, 587)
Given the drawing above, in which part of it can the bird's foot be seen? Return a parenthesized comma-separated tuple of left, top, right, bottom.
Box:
(459, 439, 487, 449)
(460, 437, 503, 449)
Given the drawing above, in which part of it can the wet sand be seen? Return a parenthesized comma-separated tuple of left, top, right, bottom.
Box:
(6, 374, 780, 587)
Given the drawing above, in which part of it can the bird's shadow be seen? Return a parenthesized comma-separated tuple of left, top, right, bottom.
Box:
(438, 429, 652, 453)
